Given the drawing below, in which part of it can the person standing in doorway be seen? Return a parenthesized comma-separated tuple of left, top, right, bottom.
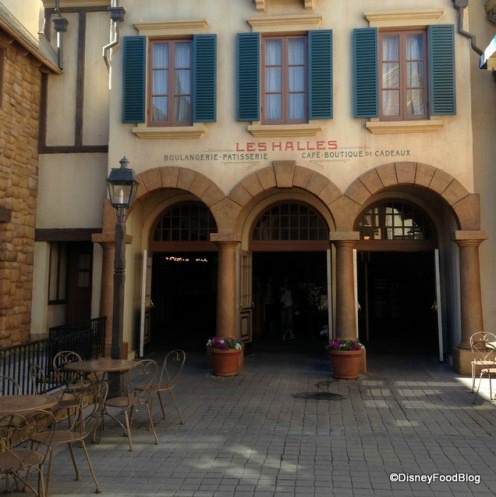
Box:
(280, 278, 295, 340)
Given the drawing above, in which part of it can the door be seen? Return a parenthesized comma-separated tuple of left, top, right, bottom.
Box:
(66, 243, 92, 324)
(239, 251, 253, 343)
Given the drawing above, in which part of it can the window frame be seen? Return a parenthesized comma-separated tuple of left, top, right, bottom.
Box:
(148, 38, 193, 127)
(379, 29, 428, 122)
(261, 34, 308, 125)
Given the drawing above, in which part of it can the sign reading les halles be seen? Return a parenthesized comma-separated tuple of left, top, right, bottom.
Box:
(163, 140, 411, 162)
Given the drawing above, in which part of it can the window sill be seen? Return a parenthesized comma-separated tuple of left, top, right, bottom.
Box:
(247, 123, 322, 137)
(131, 124, 207, 139)
(365, 120, 444, 134)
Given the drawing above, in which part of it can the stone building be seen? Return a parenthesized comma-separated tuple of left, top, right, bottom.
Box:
(0, 0, 59, 346)
(3, 0, 496, 375)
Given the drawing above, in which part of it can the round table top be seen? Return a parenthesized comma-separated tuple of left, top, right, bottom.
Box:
(64, 358, 137, 374)
(0, 394, 59, 415)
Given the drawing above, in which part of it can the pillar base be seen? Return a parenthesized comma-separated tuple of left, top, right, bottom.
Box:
(452, 346, 473, 375)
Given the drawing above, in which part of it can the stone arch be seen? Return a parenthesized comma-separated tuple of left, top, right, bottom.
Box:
(133, 166, 236, 233)
(228, 161, 342, 224)
(332, 162, 480, 231)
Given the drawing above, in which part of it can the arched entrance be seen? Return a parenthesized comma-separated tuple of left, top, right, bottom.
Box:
(355, 199, 440, 356)
(248, 200, 331, 345)
(147, 201, 218, 351)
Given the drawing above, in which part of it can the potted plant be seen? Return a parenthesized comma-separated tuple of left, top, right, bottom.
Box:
(206, 337, 244, 376)
(328, 338, 365, 379)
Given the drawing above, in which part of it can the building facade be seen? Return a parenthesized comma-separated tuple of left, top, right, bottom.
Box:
(0, 0, 59, 346)
(4, 0, 496, 374)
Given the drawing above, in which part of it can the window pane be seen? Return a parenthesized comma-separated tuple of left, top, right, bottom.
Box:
(153, 43, 168, 68)
(383, 90, 399, 116)
(289, 66, 304, 92)
(265, 39, 281, 65)
(175, 43, 191, 68)
(152, 97, 168, 121)
(266, 94, 281, 120)
(175, 96, 191, 121)
(266, 67, 281, 92)
(176, 69, 191, 94)
(288, 39, 305, 64)
(406, 34, 423, 60)
(289, 94, 305, 119)
(382, 36, 399, 61)
(406, 89, 425, 115)
(407, 62, 424, 88)
(153, 71, 167, 94)
(383, 63, 399, 89)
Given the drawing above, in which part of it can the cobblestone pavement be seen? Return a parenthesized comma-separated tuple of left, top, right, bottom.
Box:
(32, 344, 496, 496)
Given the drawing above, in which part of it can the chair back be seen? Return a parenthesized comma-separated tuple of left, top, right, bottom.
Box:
(52, 350, 83, 386)
(130, 359, 158, 402)
(158, 349, 186, 389)
(29, 363, 49, 394)
(0, 375, 20, 395)
(470, 332, 496, 362)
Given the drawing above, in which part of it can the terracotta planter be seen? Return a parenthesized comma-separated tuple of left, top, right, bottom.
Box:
(329, 349, 362, 379)
(209, 348, 242, 376)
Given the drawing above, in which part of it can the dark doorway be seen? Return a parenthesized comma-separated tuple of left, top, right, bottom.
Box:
(357, 251, 438, 355)
(66, 243, 92, 324)
(252, 252, 328, 345)
(149, 252, 217, 351)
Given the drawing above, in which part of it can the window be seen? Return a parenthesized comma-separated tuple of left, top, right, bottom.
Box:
(380, 31, 427, 121)
(357, 201, 433, 241)
(262, 36, 307, 124)
(48, 243, 67, 304)
(237, 30, 332, 123)
(122, 35, 216, 125)
(252, 202, 328, 241)
(353, 25, 455, 120)
(150, 40, 192, 126)
(152, 202, 217, 242)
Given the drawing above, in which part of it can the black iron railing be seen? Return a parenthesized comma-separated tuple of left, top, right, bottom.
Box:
(0, 317, 106, 394)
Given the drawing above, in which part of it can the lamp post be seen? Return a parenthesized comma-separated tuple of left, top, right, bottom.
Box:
(106, 156, 139, 360)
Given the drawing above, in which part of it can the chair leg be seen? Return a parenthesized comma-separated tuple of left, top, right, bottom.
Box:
(157, 391, 166, 419)
(170, 391, 184, 424)
(145, 404, 159, 445)
(473, 372, 484, 404)
(80, 440, 102, 493)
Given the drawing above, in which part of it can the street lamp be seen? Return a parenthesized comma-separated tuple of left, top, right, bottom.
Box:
(106, 156, 139, 360)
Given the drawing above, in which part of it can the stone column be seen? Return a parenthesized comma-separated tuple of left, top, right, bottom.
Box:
(452, 230, 487, 374)
(330, 232, 360, 339)
(91, 236, 115, 356)
(211, 235, 240, 337)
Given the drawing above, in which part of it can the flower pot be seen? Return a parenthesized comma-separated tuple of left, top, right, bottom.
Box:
(209, 348, 242, 377)
(329, 349, 362, 379)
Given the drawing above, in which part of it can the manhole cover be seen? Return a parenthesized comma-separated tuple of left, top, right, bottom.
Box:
(292, 392, 344, 400)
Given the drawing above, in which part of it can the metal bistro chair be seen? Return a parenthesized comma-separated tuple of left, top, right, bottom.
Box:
(470, 332, 496, 396)
(52, 351, 94, 395)
(30, 379, 108, 495)
(138, 349, 186, 425)
(102, 359, 158, 451)
(0, 409, 56, 497)
(30, 363, 80, 426)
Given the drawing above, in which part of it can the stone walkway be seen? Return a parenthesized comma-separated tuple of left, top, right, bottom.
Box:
(28, 345, 496, 496)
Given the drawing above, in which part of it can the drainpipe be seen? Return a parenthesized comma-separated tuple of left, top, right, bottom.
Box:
(452, 0, 483, 56)
(103, 0, 126, 71)
(52, 0, 69, 69)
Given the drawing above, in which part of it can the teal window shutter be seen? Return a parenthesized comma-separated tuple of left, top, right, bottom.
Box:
(428, 25, 456, 116)
(353, 28, 378, 118)
(122, 36, 146, 123)
(309, 30, 333, 120)
(193, 34, 217, 122)
(236, 32, 260, 121)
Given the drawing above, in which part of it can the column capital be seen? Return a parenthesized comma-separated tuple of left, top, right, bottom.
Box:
(452, 230, 488, 247)
(329, 231, 360, 242)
